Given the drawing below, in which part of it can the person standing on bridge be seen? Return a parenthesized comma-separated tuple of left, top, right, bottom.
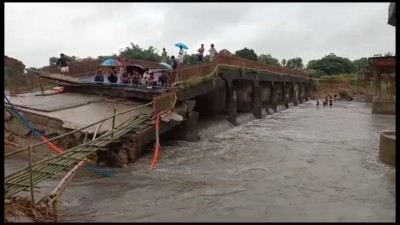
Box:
(197, 44, 205, 64)
(171, 56, 178, 70)
(161, 48, 168, 63)
(56, 53, 70, 74)
(178, 46, 185, 64)
(209, 44, 217, 61)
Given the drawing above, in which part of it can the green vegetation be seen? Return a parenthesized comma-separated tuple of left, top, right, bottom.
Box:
(313, 79, 322, 91)
(178, 73, 219, 90)
(285, 57, 304, 70)
(307, 53, 354, 77)
(338, 89, 350, 99)
(219, 49, 232, 55)
(121, 43, 161, 62)
(319, 73, 363, 87)
(235, 48, 258, 61)
(257, 54, 280, 66)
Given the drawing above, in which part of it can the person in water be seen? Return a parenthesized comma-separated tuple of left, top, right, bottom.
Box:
(316, 99, 320, 109)
(94, 67, 104, 83)
(107, 67, 119, 83)
(329, 99, 333, 108)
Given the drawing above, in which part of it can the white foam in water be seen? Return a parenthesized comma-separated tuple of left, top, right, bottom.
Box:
(277, 104, 286, 112)
(236, 113, 256, 125)
(265, 107, 273, 115)
(198, 103, 295, 140)
(198, 113, 255, 140)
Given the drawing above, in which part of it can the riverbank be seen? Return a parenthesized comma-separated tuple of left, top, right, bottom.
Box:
(314, 74, 365, 99)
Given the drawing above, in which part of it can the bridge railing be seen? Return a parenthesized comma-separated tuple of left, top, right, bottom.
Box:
(165, 54, 312, 84)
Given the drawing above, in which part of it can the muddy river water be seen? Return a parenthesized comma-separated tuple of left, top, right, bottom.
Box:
(11, 100, 396, 222)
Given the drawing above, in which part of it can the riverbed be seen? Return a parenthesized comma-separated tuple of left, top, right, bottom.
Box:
(42, 100, 398, 222)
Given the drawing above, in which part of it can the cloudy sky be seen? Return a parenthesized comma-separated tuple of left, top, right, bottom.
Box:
(5, 3, 395, 68)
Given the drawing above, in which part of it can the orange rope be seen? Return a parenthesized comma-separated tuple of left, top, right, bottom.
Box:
(150, 114, 161, 168)
(39, 136, 63, 154)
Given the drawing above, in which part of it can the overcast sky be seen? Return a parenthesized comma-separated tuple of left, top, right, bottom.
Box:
(5, 3, 396, 68)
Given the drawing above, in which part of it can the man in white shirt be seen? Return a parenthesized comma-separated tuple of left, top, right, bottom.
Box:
(209, 44, 217, 61)
(178, 46, 185, 64)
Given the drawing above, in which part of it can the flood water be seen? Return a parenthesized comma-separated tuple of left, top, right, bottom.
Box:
(56, 100, 395, 222)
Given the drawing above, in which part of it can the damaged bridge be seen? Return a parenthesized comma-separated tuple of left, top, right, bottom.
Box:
(4, 54, 314, 202)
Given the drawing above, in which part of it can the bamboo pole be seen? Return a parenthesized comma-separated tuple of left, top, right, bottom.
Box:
(111, 107, 117, 138)
(28, 146, 35, 208)
(4, 102, 153, 158)
(93, 121, 103, 141)
(53, 199, 59, 222)
(48, 160, 84, 223)
(83, 132, 88, 144)
(48, 161, 85, 204)
(38, 77, 44, 95)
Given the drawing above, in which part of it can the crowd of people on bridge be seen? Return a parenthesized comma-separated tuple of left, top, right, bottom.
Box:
(161, 43, 218, 66)
(92, 43, 218, 87)
(56, 43, 218, 88)
(93, 66, 167, 87)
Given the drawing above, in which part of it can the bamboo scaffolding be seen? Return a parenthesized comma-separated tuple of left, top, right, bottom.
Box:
(5, 115, 149, 198)
(5, 102, 153, 158)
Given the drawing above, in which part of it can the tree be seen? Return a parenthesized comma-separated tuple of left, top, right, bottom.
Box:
(306, 53, 354, 76)
(121, 43, 161, 62)
(258, 54, 280, 66)
(183, 54, 198, 65)
(352, 57, 368, 72)
(285, 57, 304, 69)
(219, 49, 232, 55)
(281, 59, 287, 66)
(49, 57, 58, 66)
(235, 48, 258, 61)
(384, 52, 393, 57)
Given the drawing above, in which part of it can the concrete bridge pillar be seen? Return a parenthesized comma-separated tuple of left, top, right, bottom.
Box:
(270, 81, 278, 112)
(299, 83, 304, 104)
(227, 86, 238, 125)
(236, 81, 252, 112)
(252, 81, 262, 119)
(168, 111, 200, 142)
(304, 84, 309, 102)
(292, 82, 299, 106)
(282, 82, 289, 109)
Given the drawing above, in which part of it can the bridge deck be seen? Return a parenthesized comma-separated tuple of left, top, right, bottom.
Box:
(5, 92, 153, 133)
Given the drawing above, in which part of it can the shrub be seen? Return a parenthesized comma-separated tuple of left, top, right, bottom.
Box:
(338, 89, 350, 99)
